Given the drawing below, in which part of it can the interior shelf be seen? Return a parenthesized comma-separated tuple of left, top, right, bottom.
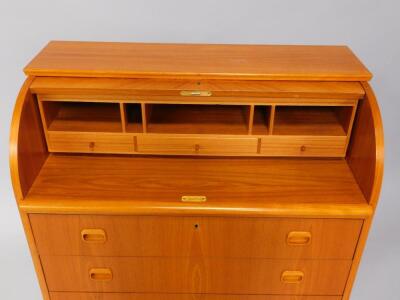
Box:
(146, 104, 250, 135)
(42, 101, 122, 132)
(37, 98, 357, 158)
(273, 106, 351, 136)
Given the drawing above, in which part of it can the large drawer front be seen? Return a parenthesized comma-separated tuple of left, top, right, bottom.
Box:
(50, 292, 341, 300)
(136, 135, 258, 155)
(47, 132, 134, 153)
(42, 256, 351, 295)
(30, 215, 362, 259)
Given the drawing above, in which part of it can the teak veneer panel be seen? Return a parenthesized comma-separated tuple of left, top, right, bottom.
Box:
(50, 293, 341, 300)
(260, 136, 347, 157)
(47, 132, 134, 154)
(41, 256, 351, 295)
(10, 77, 48, 200)
(30, 215, 362, 259)
(44, 102, 122, 132)
(26, 155, 366, 205)
(9, 77, 51, 299)
(146, 104, 249, 135)
(342, 83, 384, 299)
(136, 135, 258, 155)
(30, 77, 365, 99)
(25, 41, 371, 81)
(273, 106, 347, 136)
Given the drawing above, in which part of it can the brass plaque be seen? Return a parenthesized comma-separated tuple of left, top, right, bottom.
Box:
(181, 195, 207, 202)
(180, 90, 212, 97)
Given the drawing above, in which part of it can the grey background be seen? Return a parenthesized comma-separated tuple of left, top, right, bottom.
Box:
(0, 1, 399, 299)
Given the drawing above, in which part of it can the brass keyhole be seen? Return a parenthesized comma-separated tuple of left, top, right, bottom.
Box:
(300, 145, 306, 152)
(194, 223, 200, 229)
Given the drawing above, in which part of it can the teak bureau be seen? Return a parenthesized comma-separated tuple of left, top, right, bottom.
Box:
(10, 41, 384, 300)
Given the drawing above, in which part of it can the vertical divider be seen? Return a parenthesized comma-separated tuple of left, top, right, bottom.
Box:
(36, 98, 50, 146)
(120, 103, 127, 132)
(141, 103, 147, 133)
(141, 103, 152, 133)
(247, 105, 255, 135)
(269, 105, 276, 135)
(344, 103, 358, 150)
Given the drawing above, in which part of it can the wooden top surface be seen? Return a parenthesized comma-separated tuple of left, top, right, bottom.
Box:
(24, 154, 369, 217)
(24, 41, 372, 81)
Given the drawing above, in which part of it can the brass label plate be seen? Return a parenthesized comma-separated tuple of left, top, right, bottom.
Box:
(180, 90, 212, 97)
(181, 195, 207, 202)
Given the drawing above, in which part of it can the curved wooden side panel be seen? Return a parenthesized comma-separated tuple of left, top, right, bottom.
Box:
(9, 76, 48, 201)
(9, 76, 50, 299)
(343, 82, 384, 300)
(346, 82, 384, 206)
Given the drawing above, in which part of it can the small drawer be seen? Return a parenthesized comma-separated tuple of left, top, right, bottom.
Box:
(136, 135, 258, 155)
(50, 292, 342, 300)
(47, 132, 134, 154)
(30, 215, 362, 259)
(42, 256, 351, 295)
(260, 136, 347, 157)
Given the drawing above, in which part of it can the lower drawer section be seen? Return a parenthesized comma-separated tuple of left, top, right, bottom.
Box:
(30, 214, 362, 259)
(42, 256, 351, 295)
(50, 292, 342, 300)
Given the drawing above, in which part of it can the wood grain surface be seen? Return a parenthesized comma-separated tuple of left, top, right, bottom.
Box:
(24, 41, 372, 81)
(41, 256, 351, 295)
(30, 214, 362, 259)
(25, 154, 367, 207)
(30, 77, 365, 99)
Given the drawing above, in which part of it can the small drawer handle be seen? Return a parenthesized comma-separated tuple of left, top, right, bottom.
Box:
(281, 270, 304, 283)
(287, 231, 312, 246)
(89, 268, 113, 281)
(81, 229, 107, 243)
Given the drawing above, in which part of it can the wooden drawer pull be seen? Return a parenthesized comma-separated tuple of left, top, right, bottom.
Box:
(89, 268, 113, 281)
(281, 270, 304, 283)
(287, 231, 312, 245)
(81, 229, 107, 243)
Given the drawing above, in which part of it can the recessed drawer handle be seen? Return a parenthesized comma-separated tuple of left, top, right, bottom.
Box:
(281, 270, 304, 283)
(287, 231, 312, 245)
(81, 229, 107, 243)
(89, 268, 113, 281)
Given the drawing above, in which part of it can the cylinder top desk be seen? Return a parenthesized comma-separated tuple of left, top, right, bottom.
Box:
(10, 41, 384, 300)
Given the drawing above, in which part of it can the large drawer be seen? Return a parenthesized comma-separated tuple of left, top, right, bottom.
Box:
(30, 215, 362, 259)
(47, 132, 134, 154)
(136, 135, 258, 155)
(42, 256, 351, 295)
(50, 292, 342, 300)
